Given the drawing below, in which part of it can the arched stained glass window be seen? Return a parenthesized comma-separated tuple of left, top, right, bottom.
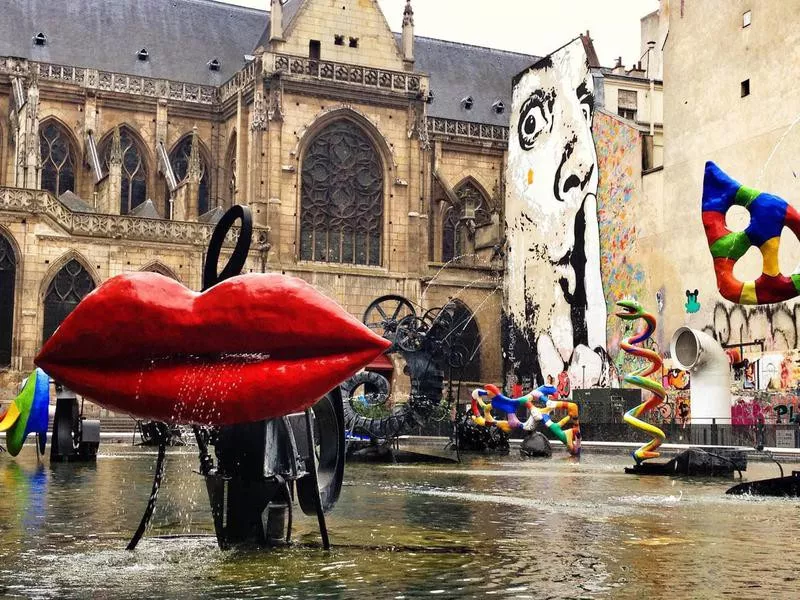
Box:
(101, 127, 148, 215)
(170, 136, 210, 216)
(0, 234, 16, 366)
(442, 180, 491, 263)
(40, 121, 76, 197)
(42, 259, 96, 343)
(300, 120, 384, 266)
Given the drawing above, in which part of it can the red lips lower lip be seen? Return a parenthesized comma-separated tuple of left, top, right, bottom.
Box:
(35, 272, 391, 425)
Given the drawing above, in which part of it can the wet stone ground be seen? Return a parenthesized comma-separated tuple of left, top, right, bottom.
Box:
(0, 445, 798, 599)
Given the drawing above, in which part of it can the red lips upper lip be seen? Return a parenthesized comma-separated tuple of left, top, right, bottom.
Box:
(35, 272, 391, 425)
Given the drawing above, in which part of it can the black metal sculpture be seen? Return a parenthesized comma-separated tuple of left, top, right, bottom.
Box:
(342, 294, 484, 455)
(50, 383, 100, 463)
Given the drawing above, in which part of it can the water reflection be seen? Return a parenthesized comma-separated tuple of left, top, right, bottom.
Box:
(0, 446, 798, 598)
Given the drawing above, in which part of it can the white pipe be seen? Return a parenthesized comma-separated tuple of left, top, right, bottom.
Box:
(670, 327, 731, 424)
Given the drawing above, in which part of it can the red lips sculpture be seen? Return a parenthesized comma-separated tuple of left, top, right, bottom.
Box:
(35, 272, 391, 426)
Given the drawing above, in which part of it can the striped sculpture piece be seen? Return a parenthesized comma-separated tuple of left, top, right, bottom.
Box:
(471, 384, 581, 455)
(702, 161, 800, 305)
(615, 299, 666, 464)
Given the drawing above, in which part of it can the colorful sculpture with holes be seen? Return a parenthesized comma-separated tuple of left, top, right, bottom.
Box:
(702, 161, 800, 304)
(616, 299, 666, 464)
(471, 384, 581, 455)
(0, 368, 50, 457)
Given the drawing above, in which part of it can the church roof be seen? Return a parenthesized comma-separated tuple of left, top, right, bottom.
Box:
(1, 0, 267, 85)
(2, 0, 539, 127)
(58, 190, 95, 213)
(409, 35, 539, 125)
(129, 199, 162, 219)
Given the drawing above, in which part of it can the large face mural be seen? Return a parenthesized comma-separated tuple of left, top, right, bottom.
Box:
(503, 39, 608, 388)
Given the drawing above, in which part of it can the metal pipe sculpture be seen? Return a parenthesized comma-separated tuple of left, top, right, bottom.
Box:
(615, 299, 666, 464)
(470, 384, 581, 455)
(702, 161, 800, 304)
(0, 368, 49, 456)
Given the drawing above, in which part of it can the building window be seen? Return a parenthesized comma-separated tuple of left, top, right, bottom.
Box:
(33, 32, 47, 46)
(300, 120, 384, 265)
(224, 133, 237, 208)
(743, 10, 752, 27)
(617, 89, 638, 121)
(334, 35, 344, 46)
(42, 259, 95, 343)
(101, 127, 148, 215)
(309, 40, 321, 61)
(445, 300, 483, 382)
(137, 48, 149, 61)
(40, 121, 76, 197)
(208, 58, 220, 71)
(0, 233, 16, 367)
(170, 135, 210, 216)
(442, 180, 491, 262)
(349, 37, 359, 48)
(741, 79, 750, 97)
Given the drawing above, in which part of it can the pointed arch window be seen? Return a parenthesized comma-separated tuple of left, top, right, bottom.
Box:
(101, 127, 148, 215)
(40, 121, 76, 197)
(170, 136, 211, 215)
(225, 133, 237, 208)
(300, 120, 384, 265)
(42, 259, 96, 343)
(0, 234, 16, 366)
(442, 180, 491, 262)
(446, 300, 483, 383)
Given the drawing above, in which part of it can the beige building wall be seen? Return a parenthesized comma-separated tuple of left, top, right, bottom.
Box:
(277, 0, 406, 70)
(655, 0, 800, 352)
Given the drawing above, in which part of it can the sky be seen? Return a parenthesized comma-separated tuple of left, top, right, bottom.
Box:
(218, 0, 660, 68)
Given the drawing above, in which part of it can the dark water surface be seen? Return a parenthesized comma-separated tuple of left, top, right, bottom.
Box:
(0, 445, 798, 599)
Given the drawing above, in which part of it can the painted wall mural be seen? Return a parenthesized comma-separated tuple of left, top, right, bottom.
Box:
(503, 39, 608, 390)
(593, 112, 648, 383)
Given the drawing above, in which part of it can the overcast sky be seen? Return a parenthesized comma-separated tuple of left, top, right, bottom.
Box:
(219, 0, 660, 67)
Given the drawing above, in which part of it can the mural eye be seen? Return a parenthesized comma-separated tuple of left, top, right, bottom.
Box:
(578, 90, 593, 123)
(518, 99, 547, 150)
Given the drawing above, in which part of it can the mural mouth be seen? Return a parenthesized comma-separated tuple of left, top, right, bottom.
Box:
(35, 272, 391, 425)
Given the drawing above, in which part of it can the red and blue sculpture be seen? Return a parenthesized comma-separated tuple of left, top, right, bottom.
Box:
(702, 161, 800, 304)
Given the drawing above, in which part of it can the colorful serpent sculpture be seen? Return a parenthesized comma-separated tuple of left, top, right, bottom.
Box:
(471, 384, 581, 455)
(616, 299, 666, 464)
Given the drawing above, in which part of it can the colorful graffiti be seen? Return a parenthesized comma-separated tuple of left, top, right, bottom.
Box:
(685, 290, 700, 314)
(504, 38, 608, 389)
(595, 111, 647, 364)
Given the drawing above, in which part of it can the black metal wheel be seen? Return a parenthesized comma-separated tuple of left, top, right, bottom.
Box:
(395, 315, 429, 352)
(363, 295, 416, 340)
(297, 388, 345, 516)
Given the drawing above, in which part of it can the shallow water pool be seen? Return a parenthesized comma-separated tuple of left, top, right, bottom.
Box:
(0, 445, 797, 599)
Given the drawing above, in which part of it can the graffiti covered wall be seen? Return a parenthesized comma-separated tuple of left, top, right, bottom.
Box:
(503, 39, 608, 390)
(593, 111, 649, 383)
